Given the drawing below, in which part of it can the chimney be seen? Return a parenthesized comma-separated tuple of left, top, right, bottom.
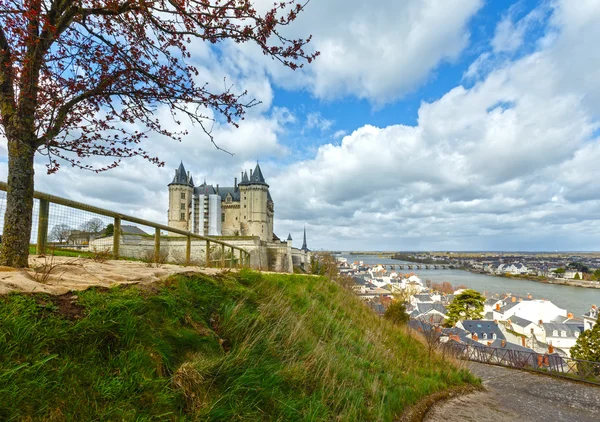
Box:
(528, 294, 532, 299)
(487, 341, 492, 346)
(501, 340, 506, 347)
(234, 177, 237, 188)
(512, 297, 516, 303)
(567, 313, 573, 319)
(493, 320, 498, 324)
(538, 319, 543, 327)
(496, 303, 501, 311)
(521, 336, 526, 347)
(250, 169, 253, 179)
(472, 333, 479, 341)
(216, 184, 219, 194)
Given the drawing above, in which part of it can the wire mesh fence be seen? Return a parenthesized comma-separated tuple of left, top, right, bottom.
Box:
(441, 341, 600, 386)
(0, 182, 250, 268)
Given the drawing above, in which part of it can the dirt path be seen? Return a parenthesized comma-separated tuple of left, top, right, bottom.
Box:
(425, 362, 600, 422)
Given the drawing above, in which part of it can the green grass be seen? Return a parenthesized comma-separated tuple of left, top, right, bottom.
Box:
(0, 271, 477, 421)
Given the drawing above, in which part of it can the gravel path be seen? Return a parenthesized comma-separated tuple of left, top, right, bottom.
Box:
(425, 362, 600, 422)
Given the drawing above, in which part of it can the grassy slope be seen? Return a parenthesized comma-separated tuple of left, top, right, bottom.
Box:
(0, 270, 476, 421)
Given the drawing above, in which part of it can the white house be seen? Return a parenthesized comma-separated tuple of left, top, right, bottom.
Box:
(496, 263, 528, 275)
(507, 315, 544, 337)
(540, 323, 581, 356)
(494, 299, 567, 324)
(563, 270, 583, 280)
(584, 305, 598, 331)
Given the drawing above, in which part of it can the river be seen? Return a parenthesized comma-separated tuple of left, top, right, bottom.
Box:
(341, 254, 600, 316)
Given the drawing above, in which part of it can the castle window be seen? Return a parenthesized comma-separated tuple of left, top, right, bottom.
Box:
(560, 330, 567, 337)
(180, 213, 185, 221)
(244, 205, 246, 208)
(180, 203, 185, 210)
(553, 330, 558, 337)
(221, 213, 225, 222)
(181, 192, 185, 199)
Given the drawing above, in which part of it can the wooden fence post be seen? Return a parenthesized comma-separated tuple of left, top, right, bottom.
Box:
(205, 240, 211, 268)
(113, 216, 121, 259)
(154, 228, 160, 261)
(239, 249, 242, 268)
(186, 235, 191, 266)
(221, 244, 225, 268)
(36, 199, 49, 255)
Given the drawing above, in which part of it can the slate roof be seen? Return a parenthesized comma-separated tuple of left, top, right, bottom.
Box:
(508, 315, 535, 328)
(414, 294, 434, 303)
(488, 339, 531, 352)
(121, 225, 148, 235)
(416, 303, 447, 315)
(238, 163, 268, 186)
(542, 323, 580, 338)
(460, 320, 506, 340)
(169, 162, 193, 186)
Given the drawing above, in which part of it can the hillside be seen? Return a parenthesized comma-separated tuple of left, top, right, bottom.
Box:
(0, 270, 477, 421)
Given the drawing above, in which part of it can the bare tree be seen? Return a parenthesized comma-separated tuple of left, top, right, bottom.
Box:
(50, 224, 71, 244)
(79, 218, 105, 242)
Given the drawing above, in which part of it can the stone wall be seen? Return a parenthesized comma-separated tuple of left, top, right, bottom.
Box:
(90, 234, 293, 272)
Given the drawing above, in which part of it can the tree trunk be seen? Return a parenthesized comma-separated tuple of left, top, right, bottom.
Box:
(0, 137, 35, 267)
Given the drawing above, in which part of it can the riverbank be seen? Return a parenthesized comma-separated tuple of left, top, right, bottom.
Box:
(469, 270, 600, 290)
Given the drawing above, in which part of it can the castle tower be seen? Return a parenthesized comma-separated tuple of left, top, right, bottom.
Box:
(301, 226, 309, 252)
(239, 163, 273, 241)
(168, 161, 194, 231)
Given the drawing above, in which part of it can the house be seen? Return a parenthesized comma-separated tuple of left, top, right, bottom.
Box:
(507, 315, 543, 337)
(540, 323, 580, 355)
(410, 303, 447, 324)
(583, 305, 598, 331)
(494, 299, 567, 323)
(563, 270, 583, 280)
(457, 320, 505, 343)
(496, 263, 528, 275)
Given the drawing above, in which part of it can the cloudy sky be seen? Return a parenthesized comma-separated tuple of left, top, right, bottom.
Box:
(2, 0, 600, 251)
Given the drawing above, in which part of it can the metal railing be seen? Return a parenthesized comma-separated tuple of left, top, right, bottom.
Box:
(442, 341, 600, 386)
(0, 181, 251, 268)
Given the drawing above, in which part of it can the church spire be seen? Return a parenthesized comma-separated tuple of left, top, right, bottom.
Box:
(301, 226, 309, 252)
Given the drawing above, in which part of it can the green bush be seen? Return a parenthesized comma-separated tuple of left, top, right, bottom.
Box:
(384, 301, 410, 325)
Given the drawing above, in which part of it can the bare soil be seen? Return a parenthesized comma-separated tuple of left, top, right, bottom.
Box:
(0, 255, 225, 295)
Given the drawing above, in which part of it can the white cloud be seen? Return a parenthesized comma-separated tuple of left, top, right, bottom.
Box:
(305, 112, 333, 132)
(242, 0, 483, 105)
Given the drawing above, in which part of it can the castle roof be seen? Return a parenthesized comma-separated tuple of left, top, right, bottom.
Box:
(168, 161, 194, 186)
(239, 163, 268, 187)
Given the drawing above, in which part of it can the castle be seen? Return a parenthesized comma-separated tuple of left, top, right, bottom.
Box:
(168, 161, 274, 241)
(166, 161, 310, 272)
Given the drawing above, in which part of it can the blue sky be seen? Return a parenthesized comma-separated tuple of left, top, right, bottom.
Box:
(3, 0, 600, 251)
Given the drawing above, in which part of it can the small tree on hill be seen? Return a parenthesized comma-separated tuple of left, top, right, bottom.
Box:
(445, 289, 485, 327)
(571, 323, 600, 363)
(0, 0, 317, 268)
(384, 301, 409, 326)
(574, 273, 581, 280)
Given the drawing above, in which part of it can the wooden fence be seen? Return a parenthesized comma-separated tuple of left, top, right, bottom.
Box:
(0, 181, 250, 268)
